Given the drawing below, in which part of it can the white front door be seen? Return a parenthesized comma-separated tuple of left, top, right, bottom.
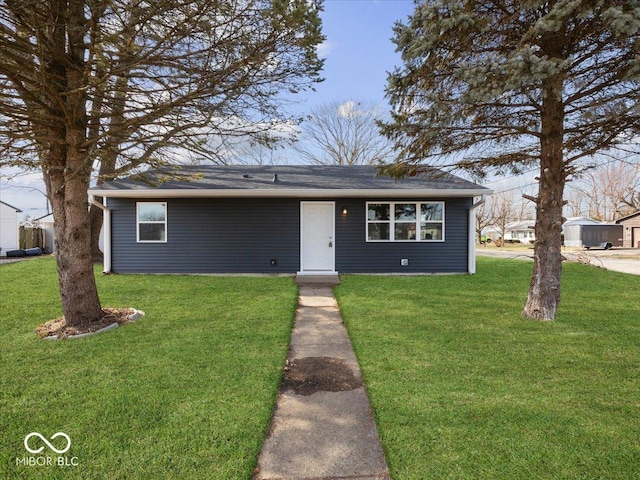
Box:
(300, 202, 335, 272)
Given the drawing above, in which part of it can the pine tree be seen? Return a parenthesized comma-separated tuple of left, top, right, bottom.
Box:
(381, 0, 640, 320)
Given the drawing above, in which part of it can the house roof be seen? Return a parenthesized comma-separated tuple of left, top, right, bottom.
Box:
(505, 220, 535, 231)
(0, 200, 22, 212)
(35, 213, 54, 223)
(615, 210, 640, 223)
(89, 165, 491, 199)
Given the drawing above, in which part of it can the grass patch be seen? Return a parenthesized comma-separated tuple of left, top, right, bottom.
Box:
(335, 258, 640, 480)
(0, 258, 298, 479)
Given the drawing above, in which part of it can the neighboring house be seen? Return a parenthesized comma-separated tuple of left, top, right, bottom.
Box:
(482, 220, 535, 243)
(89, 165, 491, 275)
(481, 225, 502, 243)
(615, 211, 640, 248)
(33, 213, 55, 253)
(503, 220, 535, 243)
(0, 200, 22, 256)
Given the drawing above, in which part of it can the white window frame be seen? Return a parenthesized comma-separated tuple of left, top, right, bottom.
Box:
(137, 202, 167, 243)
(366, 201, 445, 242)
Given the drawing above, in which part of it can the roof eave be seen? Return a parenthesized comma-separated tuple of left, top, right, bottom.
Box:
(89, 188, 492, 199)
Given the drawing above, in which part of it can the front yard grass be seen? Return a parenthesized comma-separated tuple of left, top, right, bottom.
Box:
(336, 258, 640, 480)
(0, 258, 298, 480)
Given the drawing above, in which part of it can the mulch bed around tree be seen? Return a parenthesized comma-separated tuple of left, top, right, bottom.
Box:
(280, 356, 363, 396)
(35, 308, 136, 339)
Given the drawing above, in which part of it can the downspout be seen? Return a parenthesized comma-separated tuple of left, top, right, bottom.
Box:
(468, 195, 486, 275)
(90, 196, 111, 274)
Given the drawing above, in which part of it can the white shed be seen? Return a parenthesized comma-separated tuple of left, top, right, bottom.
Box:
(0, 200, 22, 256)
(34, 213, 55, 253)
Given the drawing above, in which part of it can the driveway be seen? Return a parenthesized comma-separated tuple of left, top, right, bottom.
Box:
(477, 247, 640, 276)
(0, 257, 28, 265)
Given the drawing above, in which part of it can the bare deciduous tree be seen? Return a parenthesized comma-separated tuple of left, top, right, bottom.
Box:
(295, 100, 395, 165)
(474, 199, 492, 244)
(0, 0, 324, 327)
(490, 191, 520, 246)
(566, 158, 640, 221)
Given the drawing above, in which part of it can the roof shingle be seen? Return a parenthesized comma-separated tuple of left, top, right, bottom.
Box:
(91, 165, 490, 198)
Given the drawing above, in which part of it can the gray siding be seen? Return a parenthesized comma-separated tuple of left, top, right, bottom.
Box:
(335, 198, 471, 273)
(108, 197, 472, 274)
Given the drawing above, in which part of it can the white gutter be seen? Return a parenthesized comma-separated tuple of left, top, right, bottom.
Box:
(88, 187, 491, 199)
(90, 196, 111, 274)
(468, 195, 487, 275)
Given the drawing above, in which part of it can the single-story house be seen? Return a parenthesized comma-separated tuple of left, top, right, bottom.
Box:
(482, 220, 535, 243)
(88, 165, 491, 276)
(504, 220, 535, 243)
(0, 200, 22, 256)
(615, 211, 640, 248)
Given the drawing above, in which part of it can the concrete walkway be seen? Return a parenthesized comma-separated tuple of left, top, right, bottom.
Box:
(253, 284, 390, 480)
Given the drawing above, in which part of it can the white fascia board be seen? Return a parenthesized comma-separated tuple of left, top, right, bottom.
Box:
(89, 188, 492, 199)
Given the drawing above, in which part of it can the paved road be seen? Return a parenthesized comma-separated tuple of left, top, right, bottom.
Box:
(477, 247, 640, 276)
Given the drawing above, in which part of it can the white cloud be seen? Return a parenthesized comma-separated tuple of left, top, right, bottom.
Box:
(316, 40, 336, 59)
(337, 100, 358, 118)
(0, 172, 50, 219)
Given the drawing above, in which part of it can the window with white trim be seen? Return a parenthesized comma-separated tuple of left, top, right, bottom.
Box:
(366, 202, 444, 242)
(137, 202, 167, 242)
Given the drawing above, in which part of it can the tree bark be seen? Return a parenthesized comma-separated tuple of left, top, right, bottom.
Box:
(522, 75, 566, 321)
(44, 0, 103, 327)
(48, 164, 104, 327)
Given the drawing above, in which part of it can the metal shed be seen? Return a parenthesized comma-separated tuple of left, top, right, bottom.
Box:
(564, 220, 623, 249)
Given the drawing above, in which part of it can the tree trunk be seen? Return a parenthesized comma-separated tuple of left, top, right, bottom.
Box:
(522, 75, 566, 321)
(47, 150, 104, 327)
(43, 0, 103, 327)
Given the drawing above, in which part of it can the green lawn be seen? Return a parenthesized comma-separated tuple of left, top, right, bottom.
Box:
(335, 258, 640, 480)
(3, 257, 639, 479)
(0, 258, 298, 480)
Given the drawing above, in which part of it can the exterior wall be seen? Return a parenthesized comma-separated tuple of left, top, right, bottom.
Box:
(504, 229, 535, 243)
(617, 213, 640, 248)
(108, 197, 472, 274)
(110, 198, 300, 273)
(0, 202, 20, 255)
(335, 197, 471, 273)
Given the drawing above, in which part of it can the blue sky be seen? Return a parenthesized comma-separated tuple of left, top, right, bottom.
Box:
(0, 0, 417, 218)
(303, 0, 415, 108)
